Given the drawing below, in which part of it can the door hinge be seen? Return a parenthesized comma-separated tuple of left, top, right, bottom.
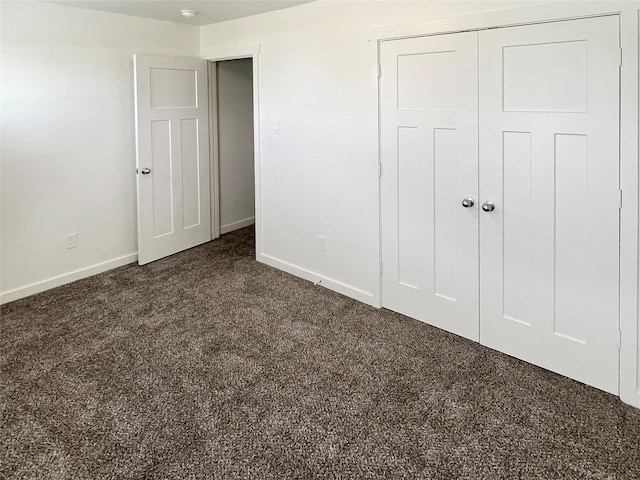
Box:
(378, 163, 382, 177)
(619, 189, 623, 209)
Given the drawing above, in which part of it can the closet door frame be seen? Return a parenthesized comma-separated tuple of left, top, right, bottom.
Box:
(373, 2, 639, 408)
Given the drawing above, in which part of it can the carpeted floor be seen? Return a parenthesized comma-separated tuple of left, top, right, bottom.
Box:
(1, 226, 639, 480)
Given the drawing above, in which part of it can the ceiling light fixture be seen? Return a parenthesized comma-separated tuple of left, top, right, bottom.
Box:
(180, 9, 197, 18)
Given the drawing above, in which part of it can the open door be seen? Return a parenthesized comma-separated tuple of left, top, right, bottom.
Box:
(134, 55, 211, 265)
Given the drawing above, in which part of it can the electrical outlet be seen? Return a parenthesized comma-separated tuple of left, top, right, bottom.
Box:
(65, 233, 78, 249)
(318, 235, 327, 253)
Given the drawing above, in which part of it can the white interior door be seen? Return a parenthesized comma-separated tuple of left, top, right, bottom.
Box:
(134, 55, 211, 265)
(478, 16, 621, 393)
(380, 32, 479, 341)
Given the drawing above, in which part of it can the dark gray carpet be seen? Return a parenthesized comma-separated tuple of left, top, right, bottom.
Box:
(1, 226, 639, 480)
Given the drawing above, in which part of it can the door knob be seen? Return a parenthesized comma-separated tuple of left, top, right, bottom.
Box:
(140, 168, 151, 175)
(482, 201, 495, 212)
(461, 197, 475, 208)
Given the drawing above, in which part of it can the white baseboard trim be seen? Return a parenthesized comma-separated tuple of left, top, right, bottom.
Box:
(258, 252, 378, 307)
(620, 390, 640, 409)
(0, 253, 138, 305)
(221, 216, 255, 234)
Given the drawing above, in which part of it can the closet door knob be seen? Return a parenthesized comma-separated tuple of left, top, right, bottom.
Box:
(482, 201, 496, 212)
(461, 197, 475, 208)
(140, 168, 151, 175)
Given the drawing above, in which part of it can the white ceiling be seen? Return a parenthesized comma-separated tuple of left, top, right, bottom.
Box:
(47, 0, 316, 26)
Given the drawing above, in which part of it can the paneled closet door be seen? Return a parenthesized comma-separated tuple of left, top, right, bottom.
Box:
(380, 32, 479, 341)
(478, 16, 621, 393)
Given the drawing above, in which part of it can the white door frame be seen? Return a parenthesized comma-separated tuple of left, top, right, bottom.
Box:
(203, 44, 262, 255)
(207, 60, 221, 241)
(372, 2, 639, 408)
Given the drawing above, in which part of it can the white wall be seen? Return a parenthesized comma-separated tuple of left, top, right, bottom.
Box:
(200, 0, 547, 304)
(217, 58, 256, 234)
(0, 1, 200, 302)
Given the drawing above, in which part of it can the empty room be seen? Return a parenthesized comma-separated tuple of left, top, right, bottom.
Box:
(2, 0, 640, 478)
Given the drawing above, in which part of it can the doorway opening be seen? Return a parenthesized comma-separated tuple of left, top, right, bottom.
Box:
(209, 58, 256, 249)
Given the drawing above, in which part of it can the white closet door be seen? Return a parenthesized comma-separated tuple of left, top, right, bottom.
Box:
(134, 55, 212, 265)
(380, 32, 479, 341)
(478, 16, 620, 393)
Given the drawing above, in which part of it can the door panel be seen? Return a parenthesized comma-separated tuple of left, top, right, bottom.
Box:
(478, 16, 620, 393)
(134, 55, 211, 265)
(380, 32, 479, 341)
(150, 120, 173, 237)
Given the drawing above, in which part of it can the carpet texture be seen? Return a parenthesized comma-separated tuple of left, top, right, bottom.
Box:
(1, 226, 639, 480)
